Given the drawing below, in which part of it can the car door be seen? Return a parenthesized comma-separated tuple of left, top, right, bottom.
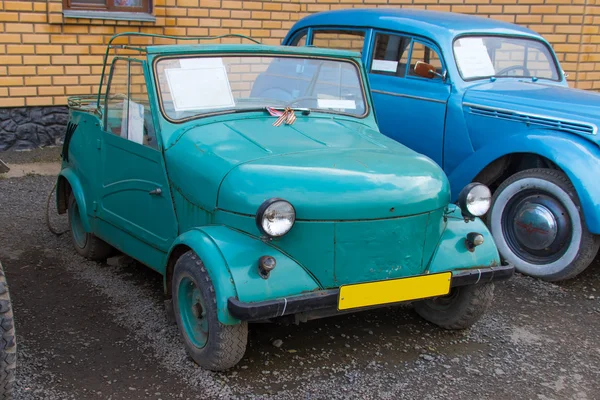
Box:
(97, 58, 178, 267)
(367, 32, 451, 166)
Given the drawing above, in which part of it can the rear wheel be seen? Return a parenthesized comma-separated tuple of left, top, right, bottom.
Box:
(0, 262, 16, 399)
(414, 283, 494, 329)
(172, 251, 247, 371)
(68, 193, 113, 261)
(488, 169, 599, 281)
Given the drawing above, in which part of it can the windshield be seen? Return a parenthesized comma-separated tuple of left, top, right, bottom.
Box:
(453, 36, 559, 81)
(155, 55, 367, 121)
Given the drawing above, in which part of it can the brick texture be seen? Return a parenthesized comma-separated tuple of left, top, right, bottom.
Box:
(0, 0, 599, 107)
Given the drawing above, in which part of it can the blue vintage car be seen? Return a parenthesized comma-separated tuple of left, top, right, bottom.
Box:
(284, 9, 600, 281)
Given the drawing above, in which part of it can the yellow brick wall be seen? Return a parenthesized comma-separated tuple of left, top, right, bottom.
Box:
(0, 0, 599, 108)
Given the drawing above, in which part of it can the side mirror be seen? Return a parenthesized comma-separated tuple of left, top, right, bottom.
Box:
(414, 61, 447, 81)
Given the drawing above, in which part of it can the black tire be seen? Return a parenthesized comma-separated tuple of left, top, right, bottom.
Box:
(488, 169, 600, 281)
(414, 283, 494, 330)
(67, 193, 113, 261)
(0, 262, 16, 399)
(172, 251, 247, 371)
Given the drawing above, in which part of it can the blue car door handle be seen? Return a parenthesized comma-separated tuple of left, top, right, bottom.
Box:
(149, 188, 162, 196)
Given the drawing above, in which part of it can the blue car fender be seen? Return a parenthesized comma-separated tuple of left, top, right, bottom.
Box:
(166, 226, 321, 325)
(447, 131, 600, 234)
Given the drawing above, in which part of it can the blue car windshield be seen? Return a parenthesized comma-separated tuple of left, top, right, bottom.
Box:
(453, 36, 560, 81)
(155, 55, 367, 121)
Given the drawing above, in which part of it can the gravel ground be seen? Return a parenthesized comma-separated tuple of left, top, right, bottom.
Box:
(1, 164, 600, 399)
(0, 147, 62, 165)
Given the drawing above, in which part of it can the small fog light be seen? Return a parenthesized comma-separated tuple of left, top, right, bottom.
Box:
(258, 255, 276, 279)
(465, 232, 484, 252)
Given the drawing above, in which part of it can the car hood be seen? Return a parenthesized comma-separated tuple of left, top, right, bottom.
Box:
(218, 148, 449, 220)
(463, 81, 600, 143)
(165, 116, 450, 220)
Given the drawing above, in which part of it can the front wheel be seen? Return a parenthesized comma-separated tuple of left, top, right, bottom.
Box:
(488, 169, 600, 281)
(172, 251, 247, 371)
(414, 283, 494, 329)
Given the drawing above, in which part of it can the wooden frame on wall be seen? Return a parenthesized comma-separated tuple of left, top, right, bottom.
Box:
(62, 0, 152, 14)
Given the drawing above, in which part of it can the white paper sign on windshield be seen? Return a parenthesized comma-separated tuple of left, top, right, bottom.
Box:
(165, 59, 234, 111)
(458, 37, 485, 48)
(317, 99, 356, 110)
(180, 57, 224, 69)
(454, 38, 495, 79)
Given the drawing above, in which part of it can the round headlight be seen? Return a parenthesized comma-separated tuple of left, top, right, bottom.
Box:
(458, 183, 492, 218)
(256, 198, 296, 238)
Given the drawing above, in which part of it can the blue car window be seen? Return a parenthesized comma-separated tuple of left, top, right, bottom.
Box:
(453, 36, 559, 81)
(408, 42, 444, 81)
(371, 33, 411, 77)
(291, 31, 307, 46)
(311, 30, 365, 54)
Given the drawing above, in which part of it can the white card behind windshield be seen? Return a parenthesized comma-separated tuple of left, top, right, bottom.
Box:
(455, 38, 495, 79)
(317, 99, 356, 110)
(458, 38, 485, 48)
(180, 57, 224, 69)
(165, 62, 234, 111)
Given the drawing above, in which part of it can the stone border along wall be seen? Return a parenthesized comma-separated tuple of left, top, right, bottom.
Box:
(0, 106, 68, 151)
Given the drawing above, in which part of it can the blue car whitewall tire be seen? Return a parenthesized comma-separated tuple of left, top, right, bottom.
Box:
(488, 169, 600, 281)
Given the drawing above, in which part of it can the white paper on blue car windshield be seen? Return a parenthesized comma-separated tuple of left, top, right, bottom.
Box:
(165, 58, 234, 111)
(454, 38, 495, 79)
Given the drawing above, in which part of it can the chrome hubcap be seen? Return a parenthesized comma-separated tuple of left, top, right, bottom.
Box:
(502, 191, 572, 264)
(513, 203, 558, 250)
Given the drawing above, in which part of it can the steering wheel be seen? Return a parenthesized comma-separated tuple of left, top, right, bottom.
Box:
(285, 96, 320, 108)
(496, 65, 531, 77)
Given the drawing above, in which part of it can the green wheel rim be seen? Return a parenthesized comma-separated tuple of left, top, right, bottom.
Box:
(178, 277, 209, 349)
(69, 200, 87, 249)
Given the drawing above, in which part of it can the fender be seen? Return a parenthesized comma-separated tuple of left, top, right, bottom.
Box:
(166, 226, 321, 325)
(57, 167, 91, 233)
(447, 131, 600, 234)
(427, 207, 500, 274)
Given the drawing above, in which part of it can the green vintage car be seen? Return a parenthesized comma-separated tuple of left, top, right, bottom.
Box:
(57, 33, 513, 371)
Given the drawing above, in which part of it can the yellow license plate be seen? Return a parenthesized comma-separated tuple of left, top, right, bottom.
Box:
(338, 272, 452, 311)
